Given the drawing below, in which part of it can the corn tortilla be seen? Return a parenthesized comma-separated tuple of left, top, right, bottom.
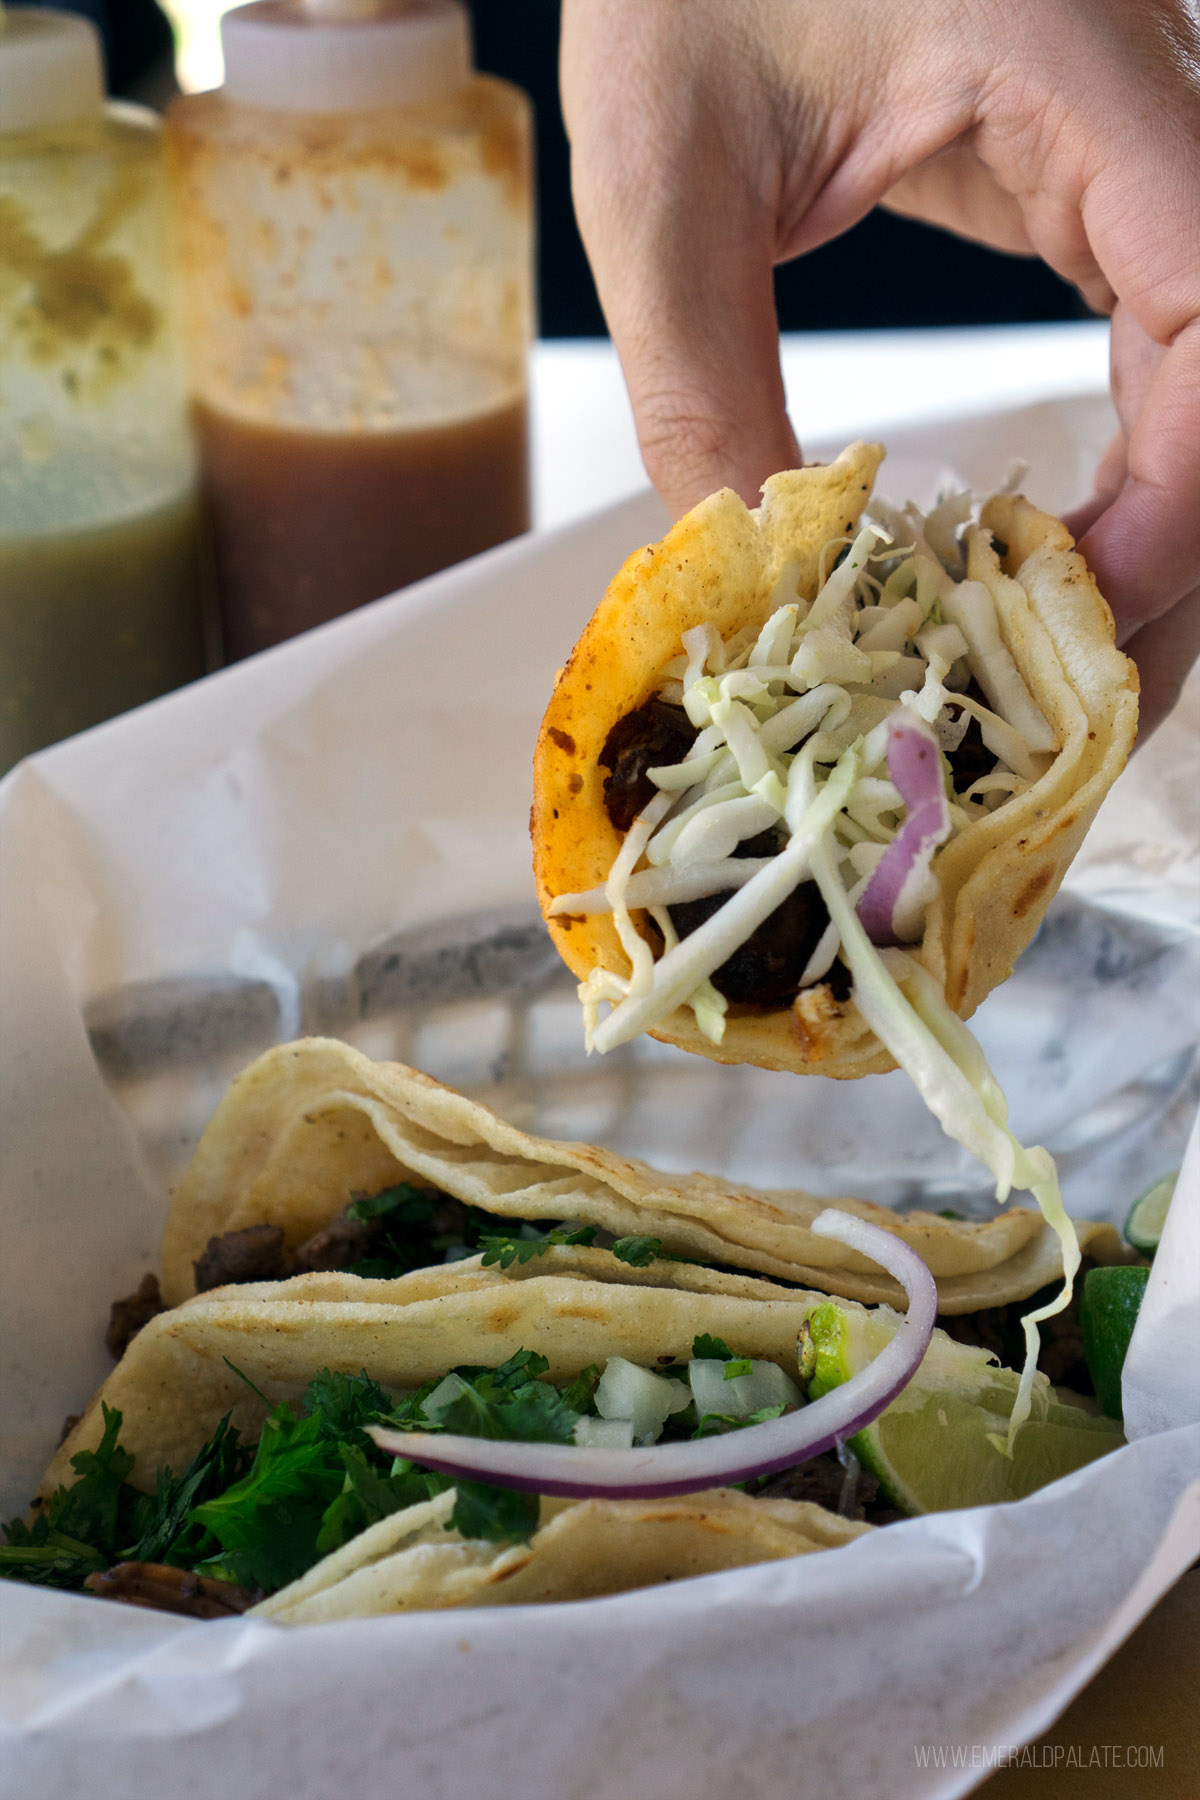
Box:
(161, 1037, 1125, 1316)
(530, 446, 1139, 1076)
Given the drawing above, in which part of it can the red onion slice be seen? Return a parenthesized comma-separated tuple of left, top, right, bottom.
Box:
(366, 1211, 937, 1501)
(856, 712, 952, 945)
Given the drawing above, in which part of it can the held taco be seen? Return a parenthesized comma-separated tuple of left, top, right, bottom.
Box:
(159, 1037, 1126, 1315)
(531, 444, 1138, 1078)
(12, 1238, 1121, 1624)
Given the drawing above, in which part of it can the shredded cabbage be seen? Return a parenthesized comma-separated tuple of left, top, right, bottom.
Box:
(807, 845, 1080, 1448)
(589, 744, 860, 1054)
(557, 473, 1079, 1448)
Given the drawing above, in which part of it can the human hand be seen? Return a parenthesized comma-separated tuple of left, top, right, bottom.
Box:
(561, 0, 1200, 734)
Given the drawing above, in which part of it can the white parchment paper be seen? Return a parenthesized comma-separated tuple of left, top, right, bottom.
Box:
(1, 395, 1198, 1800)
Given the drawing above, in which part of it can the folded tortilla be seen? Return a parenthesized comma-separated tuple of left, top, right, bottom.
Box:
(160, 1037, 1125, 1315)
(47, 1250, 1128, 1621)
(530, 445, 1139, 1078)
(42, 1273, 874, 1617)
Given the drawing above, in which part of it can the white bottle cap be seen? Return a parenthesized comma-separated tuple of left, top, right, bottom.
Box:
(0, 7, 105, 134)
(221, 0, 472, 114)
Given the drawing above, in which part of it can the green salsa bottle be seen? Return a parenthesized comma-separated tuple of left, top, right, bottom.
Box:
(0, 7, 209, 773)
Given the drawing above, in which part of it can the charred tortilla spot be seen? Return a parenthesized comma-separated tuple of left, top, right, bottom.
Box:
(1013, 864, 1055, 918)
(547, 727, 576, 755)
(568, 773, 583, 795)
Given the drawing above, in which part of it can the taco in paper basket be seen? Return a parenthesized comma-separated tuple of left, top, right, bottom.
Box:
(157, 1037, 1126, 1317)
(7, 1225, 1123, 1623)
(530, 444, 1138, 1079)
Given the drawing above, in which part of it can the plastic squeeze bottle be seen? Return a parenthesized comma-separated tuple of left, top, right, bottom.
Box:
(0, 7, 209, 772)
(165, 0, 534, 660)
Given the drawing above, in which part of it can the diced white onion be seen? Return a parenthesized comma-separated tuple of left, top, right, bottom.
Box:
(574, 1416, 635, 1450)
(595, 1357, 690, 1444)
(688, 1358, 804, 1423)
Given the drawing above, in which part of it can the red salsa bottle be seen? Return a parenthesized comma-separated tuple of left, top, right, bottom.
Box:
(165, 0, 533, 660)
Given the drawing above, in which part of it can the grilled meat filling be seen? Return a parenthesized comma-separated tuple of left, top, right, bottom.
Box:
(600, 703, 848, 1006)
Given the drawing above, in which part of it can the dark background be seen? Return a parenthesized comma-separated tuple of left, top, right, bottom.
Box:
(74, 0, 1091, 336)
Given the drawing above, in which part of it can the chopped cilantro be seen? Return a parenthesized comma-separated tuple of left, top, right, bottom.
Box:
(2, 1332, 795, 1605)
(692, 1403, 786, 1438)
(302, 1368, 393, 1442)
(314, 1445, 440, 1558)
(692, 1333, 735, 1362)
(343, 1186, 497, 1279)
(0, 1405, 143, 1588)
(123, 1414, 248, 1566)
(559, 1363, 601, 1414)
(188, 1406, 348, 1591)
(611, 1236, 662, 1268)
(723, 1358, 754, 1380)
(420, 1351, 579, 1445)
(0, 1404, 219, 1591)
(478, 1225, 596, 1269)
(0, 1526, 109, 1589)
(42, 1405, 136, 1557)
(450, 1480, 539, 1544)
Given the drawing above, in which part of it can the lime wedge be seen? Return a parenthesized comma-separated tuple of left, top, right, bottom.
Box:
(1124, 1172, 1177, 1256)
(1080, 1264, 1151, 1419)
(806, 1300, 1124, 1514)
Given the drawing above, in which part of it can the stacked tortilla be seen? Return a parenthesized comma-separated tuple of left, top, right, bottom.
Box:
(41, 1040, 1126, 1622)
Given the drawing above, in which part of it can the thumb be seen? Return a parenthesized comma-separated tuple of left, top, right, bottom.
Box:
(561, 3, 801, 519)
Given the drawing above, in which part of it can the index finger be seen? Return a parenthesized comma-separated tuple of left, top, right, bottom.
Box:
(560, 1, 800, 517)
(1077, 319, 1200, 634)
